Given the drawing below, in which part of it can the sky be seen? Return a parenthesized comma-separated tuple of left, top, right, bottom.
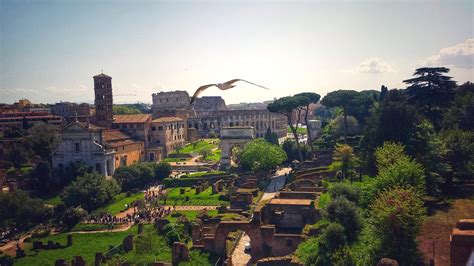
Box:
(1, 0, 473, 105)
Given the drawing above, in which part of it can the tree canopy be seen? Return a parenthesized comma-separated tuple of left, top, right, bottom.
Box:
(238, 139, 287, 172)
(61, 172, 120, 211)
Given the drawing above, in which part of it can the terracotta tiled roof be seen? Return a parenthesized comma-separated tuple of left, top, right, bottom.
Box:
(152, 117, 183, 123)
(113, 114, 151, 124)
(268, 198, 312, 206)
(103, 129, 133, 142)
(63, 121, 102, 131)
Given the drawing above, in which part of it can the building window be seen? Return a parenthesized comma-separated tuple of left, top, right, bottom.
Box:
(158, 126, 163, 131)
(75, 143, 80, 152)
(152, 126, 156, 131)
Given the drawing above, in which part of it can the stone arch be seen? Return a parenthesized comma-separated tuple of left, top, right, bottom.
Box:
(207, 221, 267, 259)
(219, 127, 255, 168)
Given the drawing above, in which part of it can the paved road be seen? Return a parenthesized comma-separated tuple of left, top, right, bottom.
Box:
(230, 167, 291, 265)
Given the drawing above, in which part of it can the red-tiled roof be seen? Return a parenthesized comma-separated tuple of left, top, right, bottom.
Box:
(152, 117, 183, 123)
(268, 198, 312, 206)
(113, 114, 151, 124)
(103, 129, 133, 142)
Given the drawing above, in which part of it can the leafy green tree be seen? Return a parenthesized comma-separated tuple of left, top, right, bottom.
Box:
(114, 165, 142, 191)
(330, 115, 360, 138)
(26, 123, 60, 161)
(332, 144, 358, 180)
(408, 120, 448, 195)
(321, 90, 361, 142)
(282, 139, 309, 163)
(3, 142, 30, 168)
(325, 197, 361, 242)
(268, 95, 309, 161)
(294, 92, 321, 151)
(306, 223, 347, 266)
(30, 160, 53, 193)
(264, 127, 279, 145)
(0, 190, 52, 231)
(361, 90, 420, 174)
(442, 81, 474, 131)
(403, 67, 457, 128)
(238, 139, 287, 172)
(374, 142, 408, 171)
(441, 129, 474, 187)
(61, 172, 120, 211)
(374, 157, 426, 197)
(328, 183, 361, 204)
(155, 162, 171, 180)
(61, 207, 87, 229)
(112, 105, 142, 115)
(369, 187, 426, 264)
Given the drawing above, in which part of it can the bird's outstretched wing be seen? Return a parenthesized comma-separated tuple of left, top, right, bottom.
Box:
(223, 79, 270, 90)
(190, 84, 217, 104)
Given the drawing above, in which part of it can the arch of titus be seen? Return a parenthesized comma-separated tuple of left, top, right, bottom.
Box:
(220, 126, 255, 168)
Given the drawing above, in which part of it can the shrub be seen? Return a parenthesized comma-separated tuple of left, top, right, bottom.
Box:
(325, 197, 361, 242)
(328, 183, 361, 204)
(61, 173, 120, 211)
(369, 187, 426, 264)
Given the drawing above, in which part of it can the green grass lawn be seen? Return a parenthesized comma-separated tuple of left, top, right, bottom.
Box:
(16, 226, 140, 266)
(206, 149, 221, 162)
(120, 225, 172, 264)
(41, 194, 62, 206)
(287, 126, 307, 135)
(172, 139, 220, 155)
(97, 192, 144, 215)
(161, 187, 229, 206)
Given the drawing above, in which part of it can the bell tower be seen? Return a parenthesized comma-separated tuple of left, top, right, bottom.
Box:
(93, 73, 113, 128)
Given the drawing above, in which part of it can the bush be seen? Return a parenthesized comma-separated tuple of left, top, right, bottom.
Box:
(325, 197, 361, 243)
(328, 183, 361, 204)
(61, 207, 87, 229)
(369, 187, 426, 264)
(155, 162, 171, 180)
(61, 173, 120, 211)
(0, 190, 52, 232)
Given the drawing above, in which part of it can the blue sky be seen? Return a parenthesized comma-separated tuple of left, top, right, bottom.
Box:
(1, 0, 473, 104)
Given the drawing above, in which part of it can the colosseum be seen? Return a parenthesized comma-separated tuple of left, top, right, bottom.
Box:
(151, 91, 287, 139)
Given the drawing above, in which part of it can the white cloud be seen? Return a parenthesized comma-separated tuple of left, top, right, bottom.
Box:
(354, 57, 395, 73)
(423, 38, 474, 69)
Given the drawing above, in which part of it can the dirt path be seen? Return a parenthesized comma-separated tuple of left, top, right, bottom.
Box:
(71, 223, 132, 234)
(418, 198, 474, 266)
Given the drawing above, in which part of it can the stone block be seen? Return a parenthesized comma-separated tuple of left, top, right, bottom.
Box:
(15, 247, 25, 258)
(123, 235, 134, 252)
(54, 259, 67, 266)
(95, 252, 104, 266)
(32, 241, 43, 250)
(172, 242, 189, 265)
(67, 234, 73, 246)
(71, 256, 86, 266)
(180, 188, 185, 195)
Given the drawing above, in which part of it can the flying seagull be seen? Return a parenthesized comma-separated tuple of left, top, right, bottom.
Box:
(189, 79, 270, 104)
